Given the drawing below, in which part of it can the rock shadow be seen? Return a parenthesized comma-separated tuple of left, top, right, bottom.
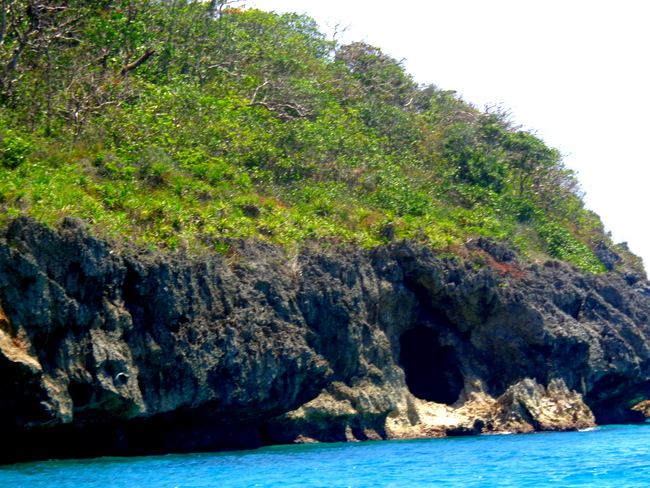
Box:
(399, 326, 464, 405)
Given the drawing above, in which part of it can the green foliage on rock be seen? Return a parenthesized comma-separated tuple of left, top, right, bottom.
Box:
(0, 0, 633, 273)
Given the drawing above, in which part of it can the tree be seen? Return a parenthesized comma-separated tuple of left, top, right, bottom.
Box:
(0, 0, 83, 97)
(503, 131, 560, 197)
(335, 42, 416, 107)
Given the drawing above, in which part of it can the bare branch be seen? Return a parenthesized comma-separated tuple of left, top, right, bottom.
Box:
(118, 49, 156, 77)
(247, 100, 309, 120)
(249, 80, 269, 104)
(205, 63, 238, 77)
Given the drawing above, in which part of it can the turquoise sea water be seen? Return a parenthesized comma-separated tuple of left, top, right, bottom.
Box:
(3, 424, 650, 487)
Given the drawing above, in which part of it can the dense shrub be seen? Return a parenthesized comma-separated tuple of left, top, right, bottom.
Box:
(0, 1, 623, 272)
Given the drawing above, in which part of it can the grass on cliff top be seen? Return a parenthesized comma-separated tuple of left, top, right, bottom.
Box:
(0, 133, 506, 252)
(0, 2, 640, 275)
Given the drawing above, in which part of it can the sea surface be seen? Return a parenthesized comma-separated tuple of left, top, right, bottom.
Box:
(3, 424, 650, 487)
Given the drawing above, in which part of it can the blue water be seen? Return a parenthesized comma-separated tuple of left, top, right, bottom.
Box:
(3, 424, 650, 487)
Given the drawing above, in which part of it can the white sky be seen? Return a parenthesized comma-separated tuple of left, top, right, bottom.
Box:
(247, 0, 650, 268)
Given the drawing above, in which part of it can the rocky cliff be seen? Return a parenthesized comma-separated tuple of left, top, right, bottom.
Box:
(1, 217, 650, 463)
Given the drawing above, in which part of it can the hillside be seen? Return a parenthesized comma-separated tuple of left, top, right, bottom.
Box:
(0, 0, 641, 274)
(4, 1, 650, 463)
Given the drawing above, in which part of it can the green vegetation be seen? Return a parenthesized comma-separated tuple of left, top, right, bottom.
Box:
(0, 0, 638, 273)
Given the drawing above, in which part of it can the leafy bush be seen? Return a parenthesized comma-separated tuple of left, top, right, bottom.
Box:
(0, 131, 31, 169)
(538, 222, 607, 273)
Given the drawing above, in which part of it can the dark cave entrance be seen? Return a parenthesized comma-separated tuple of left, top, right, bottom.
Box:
(399, 326, 464, 405)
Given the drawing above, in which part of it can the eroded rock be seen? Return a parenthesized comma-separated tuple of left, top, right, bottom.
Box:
(0, 217, 649, 463)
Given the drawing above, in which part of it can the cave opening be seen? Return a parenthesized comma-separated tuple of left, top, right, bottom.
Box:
(399, 326, 464, 405)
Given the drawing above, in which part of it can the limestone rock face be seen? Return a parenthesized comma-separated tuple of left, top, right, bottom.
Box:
(0, 218, 648, 463)
(632, 399, 650, 418)
(491, 378, 596, 433)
